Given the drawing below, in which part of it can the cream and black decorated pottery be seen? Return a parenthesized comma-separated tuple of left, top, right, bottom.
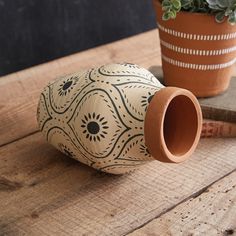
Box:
(37, 63, 202, 174)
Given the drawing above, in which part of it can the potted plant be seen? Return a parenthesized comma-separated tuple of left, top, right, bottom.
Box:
(152, 0, 236, 97)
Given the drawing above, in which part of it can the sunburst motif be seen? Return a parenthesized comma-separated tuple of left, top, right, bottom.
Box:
(81, 113, 109, 142)
(141, 91, 154, 111)
(58, 76, 77, 96)
(140, 144, 151, 157)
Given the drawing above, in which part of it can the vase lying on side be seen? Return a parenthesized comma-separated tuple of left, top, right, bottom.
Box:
(37, 63, 202, 174)
(153, 0, 236, 97)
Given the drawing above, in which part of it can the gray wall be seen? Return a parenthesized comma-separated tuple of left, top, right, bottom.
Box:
(0, 0, 157, 76)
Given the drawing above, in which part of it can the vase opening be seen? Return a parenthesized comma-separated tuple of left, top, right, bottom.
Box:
(163, 95, 199, 157)
(144, 87, 202, 163)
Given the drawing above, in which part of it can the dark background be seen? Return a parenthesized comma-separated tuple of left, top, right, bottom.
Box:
(0, 0, 157, 76)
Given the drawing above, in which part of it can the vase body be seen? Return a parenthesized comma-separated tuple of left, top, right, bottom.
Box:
(153, 0, 236, 97)
(37, 63, 202, 174)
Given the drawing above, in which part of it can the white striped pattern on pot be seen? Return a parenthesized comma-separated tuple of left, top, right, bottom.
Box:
(162, 54, 236, 71)
(158, 23, 236, 41)
(160, 39, 236, 56)
(159, 24, 236, 70)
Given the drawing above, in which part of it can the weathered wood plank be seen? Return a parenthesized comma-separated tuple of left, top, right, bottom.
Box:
(0, 132, 236, 235)
(0, 30, 161, 147)
(1, 28, 235, 146)
(128, 171, 236, 236)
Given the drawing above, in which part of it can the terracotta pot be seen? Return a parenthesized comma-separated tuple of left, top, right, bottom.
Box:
(37, 63, 202, 174)
(153, 0, 236, 97)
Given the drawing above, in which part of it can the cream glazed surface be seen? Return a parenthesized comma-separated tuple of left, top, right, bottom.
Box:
(37, 63, 164, 174)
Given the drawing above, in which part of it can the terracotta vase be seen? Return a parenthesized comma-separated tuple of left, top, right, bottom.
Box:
(37, 63, 202, 174)
(153, 0, 236, 97)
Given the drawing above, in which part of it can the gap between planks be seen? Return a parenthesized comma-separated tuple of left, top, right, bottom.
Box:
(0, 132, 236, 235)
(126, 170, 236, 236)
(127, 170, 236, 236)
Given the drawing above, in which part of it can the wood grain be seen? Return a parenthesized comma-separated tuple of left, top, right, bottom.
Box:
(0, 132, 236, 235)
(1, 27, 236, 236)
(128, 171, 236, 236)
(0, 28, 235, 146)
(201, 119, 236, 138)
(0, 30, 161, 147)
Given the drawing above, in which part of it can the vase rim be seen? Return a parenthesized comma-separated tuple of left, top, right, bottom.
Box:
(144, 86, 202, 163)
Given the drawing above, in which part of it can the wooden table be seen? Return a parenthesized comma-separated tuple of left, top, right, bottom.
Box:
(0, 29, 236, 236)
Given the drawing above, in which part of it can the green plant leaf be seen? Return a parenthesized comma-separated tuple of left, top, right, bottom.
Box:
(162, 1, 171, 7)
(160, 0, 236, 25)
(162, 5, 171, 11)
(162, 12, 171, 20)
(215, 11, 225, 23)
(172, 0, 181, 9)
(228, 11, 236, 24)
(169, 10, 177, 18)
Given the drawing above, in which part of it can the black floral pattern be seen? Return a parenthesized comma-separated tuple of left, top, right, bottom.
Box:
(58, 77, 76, 96)
(118, 62, 140, 69)
(81, 113, 109, 142)
(140, 144, 151, 157)
(141, 92, 154, 111)
(38, 63, 162, 174)
(58, 143, 75, 157)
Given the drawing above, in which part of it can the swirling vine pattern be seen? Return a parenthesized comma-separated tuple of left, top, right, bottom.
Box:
(37, 63, 164, 174)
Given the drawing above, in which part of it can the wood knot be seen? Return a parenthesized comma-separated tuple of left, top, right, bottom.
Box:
(31, 212, 39, 219)
(224, 229, 234, 235)
(0, 177, 23, 191)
